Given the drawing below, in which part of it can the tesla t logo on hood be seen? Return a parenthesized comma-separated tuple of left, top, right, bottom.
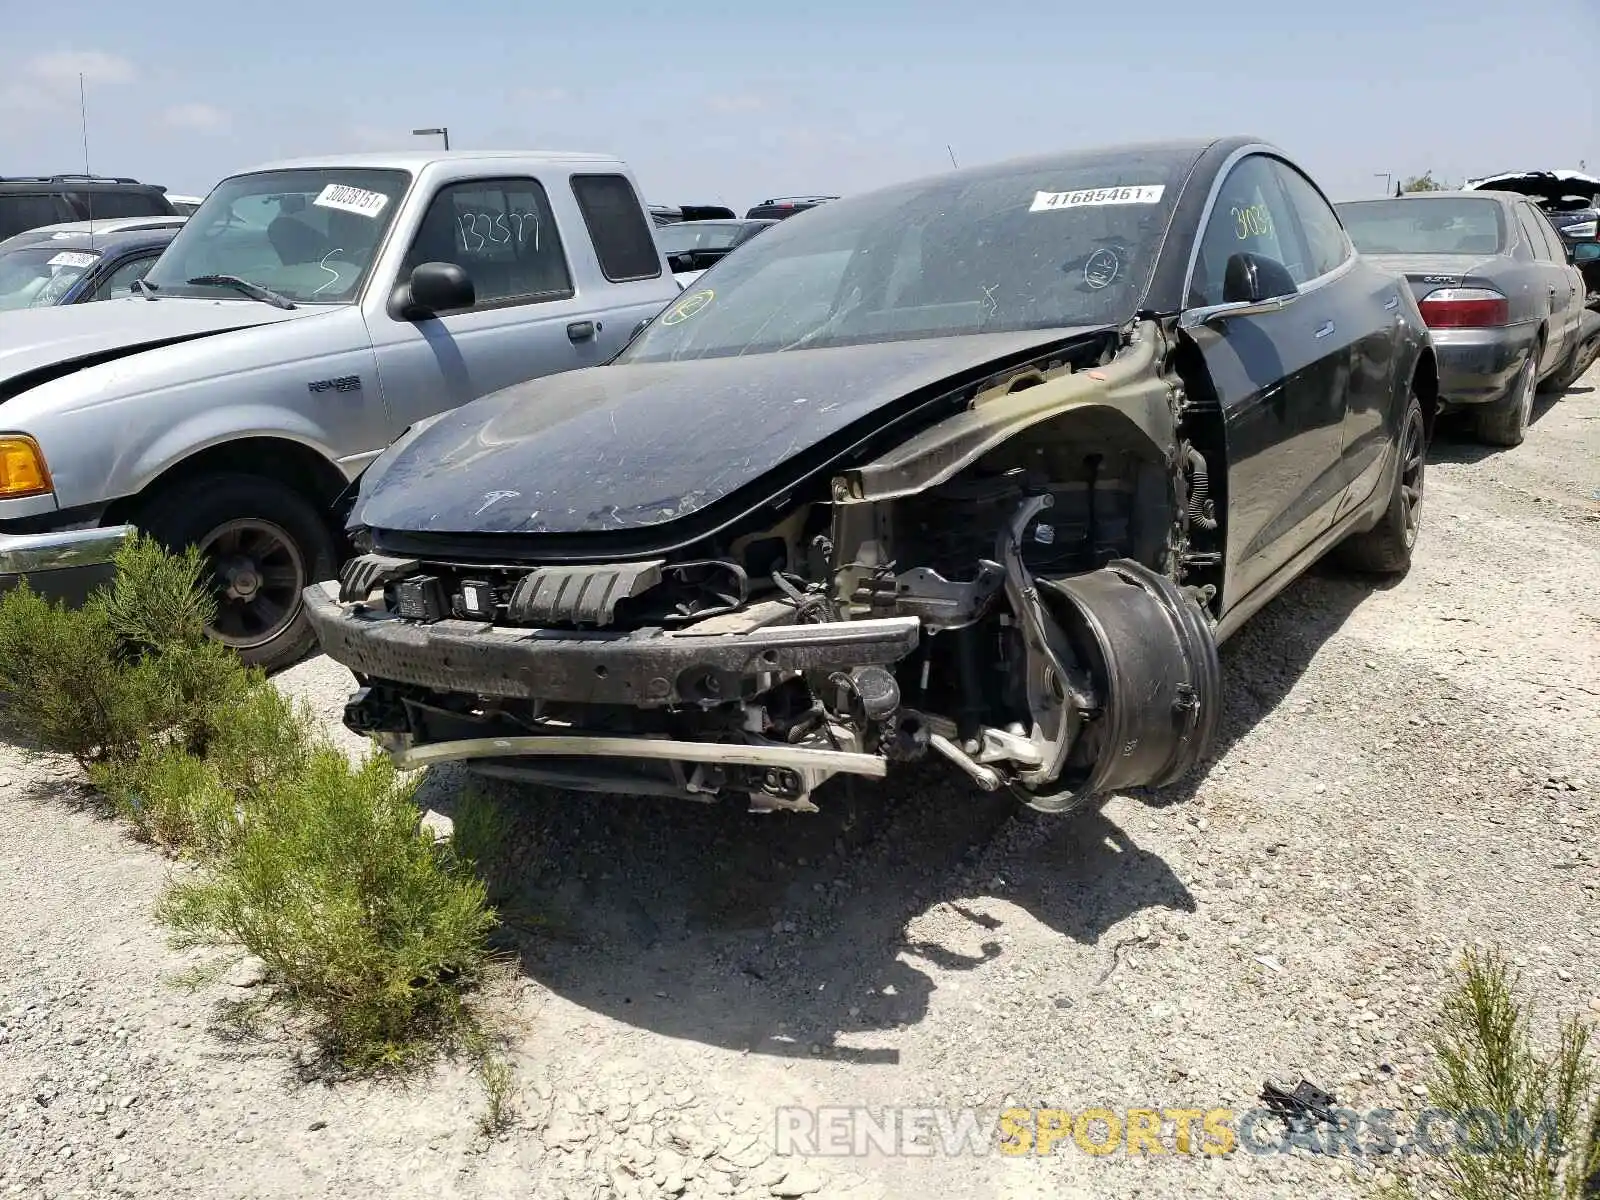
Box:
(473, 489, 522, 515)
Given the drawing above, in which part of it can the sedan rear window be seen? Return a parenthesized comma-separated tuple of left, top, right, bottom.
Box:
(1337, 198, 1506, 255)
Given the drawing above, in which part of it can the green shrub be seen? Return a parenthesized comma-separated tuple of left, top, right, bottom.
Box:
(91, 743, 238, 855)
(158, 743, 497, 1068)
(1380, 948, 1599, 1200)
(0, 533, 250, 765)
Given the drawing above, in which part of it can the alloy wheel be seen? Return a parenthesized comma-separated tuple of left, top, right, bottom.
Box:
(197, 517, 307, 650)
(1399, 407, 1426, 546)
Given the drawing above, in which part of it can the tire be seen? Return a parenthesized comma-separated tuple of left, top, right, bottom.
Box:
(134, 472, 336, 672)
(1544, 331, 1600, 394)
(1336, 392, 1426, 575)
(1476, 349, 1537, 447)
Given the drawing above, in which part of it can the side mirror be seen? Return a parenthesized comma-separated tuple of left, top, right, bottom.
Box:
(396, 262, 474, 318)
(1223, 251, 1298, 305)
(666, 252, 696, 274)
(1572, 242, 1600, 264)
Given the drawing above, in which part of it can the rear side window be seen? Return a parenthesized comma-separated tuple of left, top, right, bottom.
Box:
(73, 189, 172, 220)
(571, 174, 662, 282)
(1269, 162, 1350, 281)
(0, 193, 75, 240)
(1515, 205, 1557, 262)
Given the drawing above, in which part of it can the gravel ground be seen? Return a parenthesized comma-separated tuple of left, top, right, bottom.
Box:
(4, 361, 1599, 1200)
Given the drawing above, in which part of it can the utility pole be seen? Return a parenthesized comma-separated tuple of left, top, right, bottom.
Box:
(1374, 172, 1391, 197)
(412, 126, 450, 150)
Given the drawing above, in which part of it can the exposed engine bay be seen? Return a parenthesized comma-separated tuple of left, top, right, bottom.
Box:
(310, 323, 1226, 814)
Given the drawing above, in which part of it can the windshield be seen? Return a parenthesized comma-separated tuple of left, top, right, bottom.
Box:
(0, 246, 99, 310)
(657, 222, 747, 254)
(622, 154, 1187, 362)
(1337, 199, 1506, 255)
(141, 168, 410, 303)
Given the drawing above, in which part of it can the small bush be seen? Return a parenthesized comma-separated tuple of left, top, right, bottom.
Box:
(91, 742, 238, 855)
(158, 743, 497, 1068)
(1381, 948, 1599, 1200)
(0, 533, 250, 765)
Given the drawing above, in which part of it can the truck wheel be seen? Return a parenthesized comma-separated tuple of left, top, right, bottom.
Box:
(1336, 392, 1426, 575)
(135, 472, 336, 672)
(1476, 351, 1536, 447)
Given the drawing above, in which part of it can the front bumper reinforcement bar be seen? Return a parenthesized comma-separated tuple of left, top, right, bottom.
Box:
(302, 581, 921, 707)
(382, 732, 888, 777)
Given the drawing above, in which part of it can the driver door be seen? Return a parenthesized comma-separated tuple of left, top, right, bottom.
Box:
(1181, 153, 1353, 608)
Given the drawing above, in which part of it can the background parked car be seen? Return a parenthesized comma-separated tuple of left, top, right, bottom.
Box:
(656, 217, 776, 285)
(0, 174, 178, 241)
(743, 195, 837, 220)
(1465, 169, 1600, 304)
(1338, 190, 1596, 446)
(166, 194, 207, 216)
(0, 150, 682, 671)
(647, 204, 737, 226)
(0, 223, 182, 309)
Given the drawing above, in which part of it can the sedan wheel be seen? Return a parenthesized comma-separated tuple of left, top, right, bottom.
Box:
(1476, 352, 1537, 447)
(1335, 392, 1426, 575)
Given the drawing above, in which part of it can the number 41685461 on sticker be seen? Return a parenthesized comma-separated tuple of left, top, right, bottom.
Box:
(1030, 185, 1165, 212)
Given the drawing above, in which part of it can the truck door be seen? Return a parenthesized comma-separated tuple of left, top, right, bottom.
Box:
(363, 174, 623, 437)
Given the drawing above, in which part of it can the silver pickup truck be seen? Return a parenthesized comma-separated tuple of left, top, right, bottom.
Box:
(0, 150, 680, 669)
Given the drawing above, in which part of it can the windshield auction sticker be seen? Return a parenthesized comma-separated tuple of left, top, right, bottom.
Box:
(1030, 185, 1165, 212)
(47, 251, 98, 269)
(661, 288, 714, 325)
(313, 184, 391, 219)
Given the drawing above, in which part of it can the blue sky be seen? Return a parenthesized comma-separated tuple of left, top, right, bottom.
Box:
(3, 0, 1595, 207)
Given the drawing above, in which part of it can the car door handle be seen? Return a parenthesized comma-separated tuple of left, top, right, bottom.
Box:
(1314, 320, 1335, 339)
(567, 320, 596, 343)
(1383, 296, 1400, 311)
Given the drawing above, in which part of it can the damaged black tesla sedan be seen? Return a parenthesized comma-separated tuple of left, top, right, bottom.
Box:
(307, 136, 1436, 815)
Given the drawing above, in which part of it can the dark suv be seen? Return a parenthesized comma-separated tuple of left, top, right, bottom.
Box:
(0, 174, 178, 241)
(744, 194, 838, 221)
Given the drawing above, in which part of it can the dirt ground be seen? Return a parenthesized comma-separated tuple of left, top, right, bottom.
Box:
(4, 361, 1599, 1200)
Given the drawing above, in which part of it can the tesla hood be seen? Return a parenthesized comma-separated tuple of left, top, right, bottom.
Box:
(355, 328, 1110, 538)
(0, 297, 306, 391)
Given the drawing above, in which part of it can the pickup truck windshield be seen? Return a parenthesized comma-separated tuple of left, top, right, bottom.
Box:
(620, 156, 1184, 362)
(141, 168, 410, 304)
(0, 246, 99, 310)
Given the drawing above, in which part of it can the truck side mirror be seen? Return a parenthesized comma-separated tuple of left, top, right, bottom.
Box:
(1573, 242, 1600, 264)
(395, 262, 475, 318)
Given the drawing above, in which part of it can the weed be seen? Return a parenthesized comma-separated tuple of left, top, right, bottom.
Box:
(0, 534, 250, 765)
(1383, 948, 1599, 1200)
(158, 743, 498, 1069)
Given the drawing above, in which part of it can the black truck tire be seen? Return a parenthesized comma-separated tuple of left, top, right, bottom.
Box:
(135, 472, 336, 672)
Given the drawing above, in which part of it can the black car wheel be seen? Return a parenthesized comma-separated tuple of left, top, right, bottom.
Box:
(136, 472, 336, 672)
(1336, 392, 1426, 575)
(1477, 351, 1537, 447)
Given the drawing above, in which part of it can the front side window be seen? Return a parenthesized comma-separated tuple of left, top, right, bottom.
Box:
(572, 174, 662, 282)
(400, 178, 573, 311)
(142, 168, 410, 303)
(91, 253, 160, 301)
(1338, 199, 1506, 256)
(656, 222, 747, 255)
(0, 245, 99, 309)
(1270, 162, 1350, 280)
(623, 150, 1195, 363)
(1190, 155, 1298, 306)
